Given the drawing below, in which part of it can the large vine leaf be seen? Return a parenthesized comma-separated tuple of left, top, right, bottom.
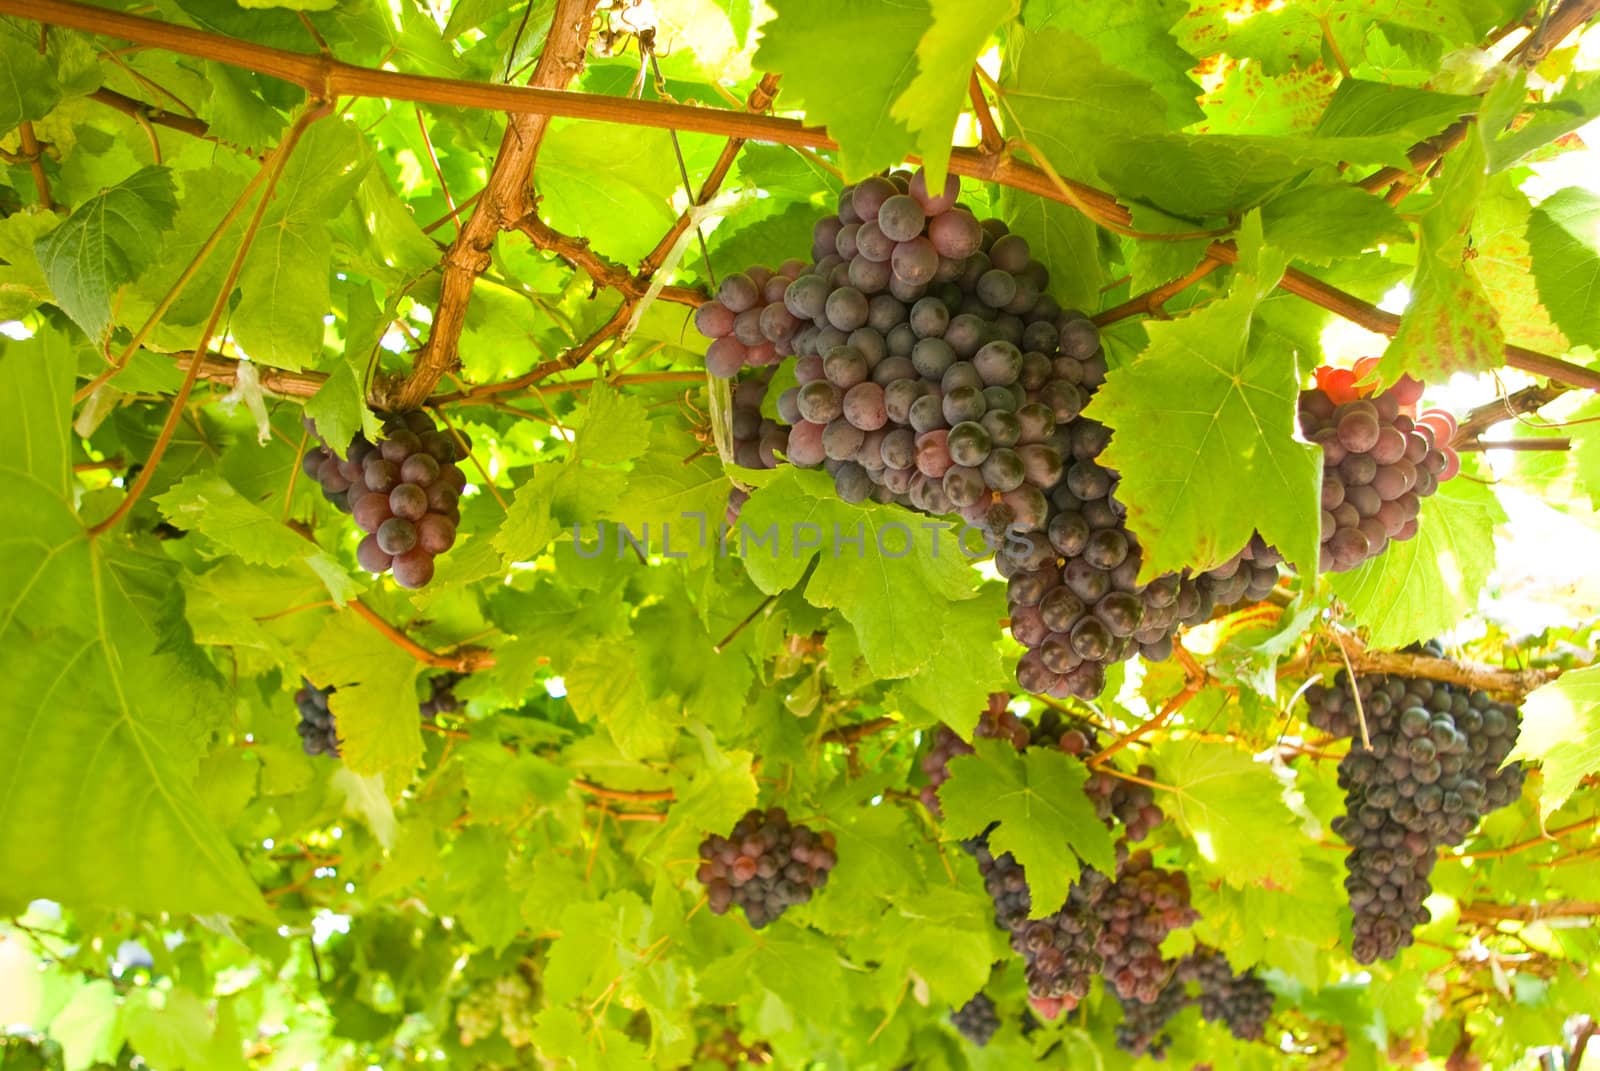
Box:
(939, 741, 1116, 918)
(33, 166, 178, 343)
(890, 0, 1018, 186)
(1151, 739, 1305, 891)
(1510, 666, 1600, 812)
(1093, 215, 1323, 578)
(753, 0, 930, 179)
(1528, 186, 1600, 350)
(1377, 129, 1505, 385)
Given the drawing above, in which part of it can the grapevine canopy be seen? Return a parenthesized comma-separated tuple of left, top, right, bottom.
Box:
(2, 0, 1600, 1068)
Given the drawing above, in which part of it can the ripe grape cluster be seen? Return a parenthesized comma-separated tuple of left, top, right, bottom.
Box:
(419, 673, 463, 720)
(301, 411, 468, 589)
(1178, 946, 1274, 1041)
(1113, 945, 1274, 1056)
(1300, 366, 1461, 572)
(1114, 974, 1187, 1058)
(949, 993, 1000, 1047)
(968, 835, 1112, 1015)
(694, 167, 1296, 699)
(295, 678, 339, 757)
(1304, 655, 1525, 962)
(696, 807, 837, 928)
(698, 169, 1103, 525)
(1098, 850, 1200, 1003)
(1008, 467, 1282, 700)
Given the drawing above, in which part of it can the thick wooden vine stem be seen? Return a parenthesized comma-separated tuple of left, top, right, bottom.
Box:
(9, 0, 1600, 393)
(384, 0, 600, 411)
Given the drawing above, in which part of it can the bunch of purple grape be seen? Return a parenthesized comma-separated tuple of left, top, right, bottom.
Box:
(725, 372, 787, 525)
(693, 261, 811, 376)
(1299, 373, 1461, 572)
(418, 673, 463, 720)
(301, 411, 468, 589)
(1112, 945, 1274, 1056)
(1304, 652, 1525, 962)
(294, 678, 339, 757)
(696, 807, 838, 928)
(694, 167, 1286, 701)
(1177, 946, 1274, 1041)
(949, 993, 1000, 1047)
(968, 834, 1112, 1015)
(1097, 850, 1200, 1004)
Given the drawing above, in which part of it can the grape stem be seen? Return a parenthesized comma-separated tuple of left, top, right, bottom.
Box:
(571, 779, 675, 802)
(347, 600, 496, 672)
(1458, 899, 1600, 924)
(1093, 259, 1225, 326)
(1458, 814, 1600, 859)
(18, 121, 52, 211)
(1090, 646, 1206, 767)
(967, 69, 1005, 155)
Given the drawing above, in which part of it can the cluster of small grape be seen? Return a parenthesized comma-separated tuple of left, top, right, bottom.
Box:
(1114, 973, 1188, 1058)
(1177, 946, 1274, 1041)
(419, 673, 463, 720)
(949, 993, 1000, 1047)
(916, 692, 1031, 815)
(1304, 658, 1525, 962)
(1301, 363, 1460, 572)
(697, 169, 1102, 525)
(694, 260, 812, 376)
(725, 372, 786, 525)
(696, 807, 837, 928)
(1006, 428, 1283, 700)
(967, 834, 1111, 1017)
(300, 411, 469, 589)
(1097, 850, 1199, 1004)
(294, 678, 339, 757)
(454, 971, 539, 1048)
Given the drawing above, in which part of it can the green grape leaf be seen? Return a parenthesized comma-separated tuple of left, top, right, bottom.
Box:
(0, 479, 268, 918)
(232, 119, 372, 370)
(460, 740, 571, 824)
(0, 210, 56, 319)
(537, 119, 718, 264)
(0, 326, 74, 493)
(1151, 739, 1305, 890)
(301, 613, 424, 788)
(1378, 130, 1505, 384)
(1528, 186, 1600, 349)
(1261, 184, 1412, 264)
(1207, 0, 1476, 74)
(532, 1006, 652, 1071)
(890, 0, 1018, 187)
(867, 886, 998, 1006)
(754, 0, 931, 179)
(1510, 665, 1600, 812)
(1474, 172, 1571, 354)
(939, 741, 1116, 917)
(49, 980, 126, 1071)
(571, 382, 651, 466)
(0, 16, 62, 129)
(1093, 216, 1323, 578)
(999, 185, 1106, 315)
(154, 474, 359, 603)
(33, 166, 179, 342)
(1002, 28, 1170, 184)
(1329, 470, 1505, 649)
(737, 467, 987, 678)
(1023, 0, 1205, 126)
